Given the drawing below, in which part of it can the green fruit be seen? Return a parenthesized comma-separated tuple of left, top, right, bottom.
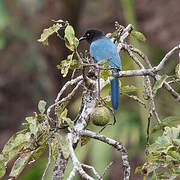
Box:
(91, 106, 111, 126)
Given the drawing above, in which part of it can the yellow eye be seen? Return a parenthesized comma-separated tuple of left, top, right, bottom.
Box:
(87, 33, 90, 36)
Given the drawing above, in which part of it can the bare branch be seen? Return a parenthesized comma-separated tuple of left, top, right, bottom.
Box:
(53, 70, 99, 180)
(122, 44, 161, 124)
(79, 130, 130, 180)
(67, 133, 94, 180)
(119, 24, 133, 43)
(55, 75, 83, 103)
(52, 151, 68, 180)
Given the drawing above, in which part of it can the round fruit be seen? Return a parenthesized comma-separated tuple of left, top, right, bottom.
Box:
(91, 106, 111, 126)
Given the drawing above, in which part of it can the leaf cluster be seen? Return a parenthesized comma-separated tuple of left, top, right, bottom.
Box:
(136, 125, 180, 180)
(0, 100, 49, 179)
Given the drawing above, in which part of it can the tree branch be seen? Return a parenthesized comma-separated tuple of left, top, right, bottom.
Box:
(78, 130, 130, 180)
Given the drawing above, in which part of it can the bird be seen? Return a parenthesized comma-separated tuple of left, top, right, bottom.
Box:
(79, 29, 121, 109)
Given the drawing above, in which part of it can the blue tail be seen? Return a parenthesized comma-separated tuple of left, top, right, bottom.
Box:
(110, 78, 120, 109)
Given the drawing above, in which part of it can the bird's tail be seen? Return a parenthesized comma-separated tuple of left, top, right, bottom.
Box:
(110, 78, 120, 109)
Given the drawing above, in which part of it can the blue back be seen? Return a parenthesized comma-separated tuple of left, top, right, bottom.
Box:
(90, 37, 121, 70)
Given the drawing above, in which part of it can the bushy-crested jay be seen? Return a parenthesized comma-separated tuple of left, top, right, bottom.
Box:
(79, 29, 121, 109)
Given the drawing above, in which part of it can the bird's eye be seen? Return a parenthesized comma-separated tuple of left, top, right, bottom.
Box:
(86, 33, 90, 37)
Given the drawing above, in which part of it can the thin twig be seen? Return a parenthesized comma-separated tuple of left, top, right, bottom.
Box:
(67, 168, 77, 180)
(42, 140, 52, 180)
(101, 162, 113, 178)
(47, 80, 83, 120)
(55, 75, 83, 103)
(82, 164, 102, 180)
(156, 44, 180, 71)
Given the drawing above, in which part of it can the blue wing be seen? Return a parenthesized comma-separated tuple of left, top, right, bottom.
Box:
(90, 37, 121, 109)
(90, 37, 121, 70)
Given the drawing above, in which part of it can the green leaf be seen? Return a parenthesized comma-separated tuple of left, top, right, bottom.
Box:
(0, 155, 6, 179)
(100, 60, 112, 80)
(109, 31, 119, 39)
(175, 63, 180, 79)
(151, 116, 180, 134)
(65, 118, 74, 129)
(100, 69, 112, 80)
(167, 150, 180, 161)
(59, 54, 73, 77)
(135, 166, 142, 174)
(57, 101, 69, 117)
(2, 132, 30, 162)
(9, 151, 32, 179)
(144, 125, 180, 178)
(38, 23, 62, 46)
(32, 145, 46, 161)
(131, 30, 146, 42)
(26, 116, 38, 137)
(38, 100, 47, 114)
(152, 74, 168, 95)
(54, 133, 70, 159)
(65, 25, 74, 45)
(74, 37, 79, 49)
(57, 108, 73, 128)
(121, 85, 137, 93)
(64, 25, 79, 51)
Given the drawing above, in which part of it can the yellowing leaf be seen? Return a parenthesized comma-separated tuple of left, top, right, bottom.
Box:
(100, 69, 112, 80)
(38, 23, 62, 46)
(2, 132, 30, 162)
(0, 155, 6, 179)
(152, 74, 168, 95)
(64, 25, 79, 51)
(57, 53, 80, 77)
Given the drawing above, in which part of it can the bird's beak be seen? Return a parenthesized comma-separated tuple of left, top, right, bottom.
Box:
(79, 36, 86, 42)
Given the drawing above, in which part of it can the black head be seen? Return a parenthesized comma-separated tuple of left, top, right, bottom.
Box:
(79, 29, 104, 44)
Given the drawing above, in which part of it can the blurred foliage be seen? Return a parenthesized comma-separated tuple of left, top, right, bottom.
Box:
(0, 0, 11, 49)
(0, 0, 180, 180)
